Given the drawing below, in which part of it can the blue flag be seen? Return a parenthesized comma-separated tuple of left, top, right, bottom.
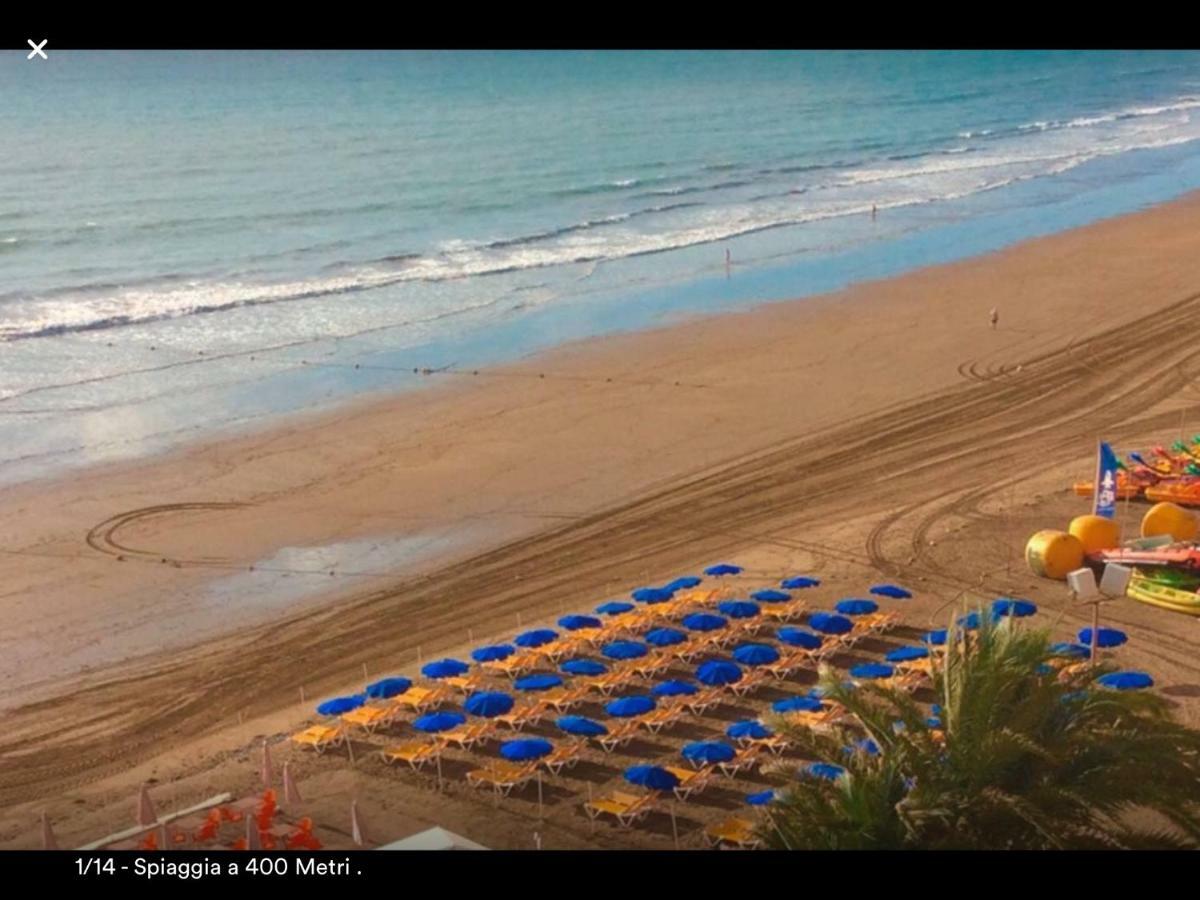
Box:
(1093, 441, 1119, 519)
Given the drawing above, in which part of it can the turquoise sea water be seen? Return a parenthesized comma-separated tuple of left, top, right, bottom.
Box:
(3, 50, 1200, 483)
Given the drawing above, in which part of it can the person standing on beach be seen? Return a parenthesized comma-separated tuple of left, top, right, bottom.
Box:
(871, 204, 877, 221)
(989, 307, 999, 329)
(725, 248, 731, 277)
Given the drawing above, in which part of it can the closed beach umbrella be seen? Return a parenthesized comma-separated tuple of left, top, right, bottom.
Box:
(557, 715, 608, 737)
(1051, 642, 1092, 659)
(602, 640, 648, 660)
(422, 658, 469, 679)
(782, 576, 820, 589)
(809, 612, 853, 635)
(665, 576, 703, 591)
(719, 600, 761, 619)
(886, 645, 929, 663)
(652, 679, 698, 697)
(850, 662, 894, 680)
(682, 741, 736, 765)
(682, 612, 727, 632)
(805, 762, 847, 781)
(870, 584, 912, 599)
(471, 644, 515, 663)
(624, 765, 680, 791)
(727, 720, 773, 741)
(1097, 671, 1154, 690)
(836, 598, 878, 616)
(559, 614, 602, 631)
(464, 691, 514, 718)
(777, 627, 823, 650)
(561, 658, 607, 676)
(992, 598, 1038, 618)
(596, 601, 634, 616)
(733, 643, 780, 666)
(773, 695, 824, 713)
(705, 563, 743, 576)
(923, 629, 948, 646)
(752, 589, 791, 603)
(1078, 627, 1128, 648)
(514, 673, 563, 692)
(956, 612, 982, 631)
(746, 790, 776, 806)
(364, 677, 411, 699)
(632, 587, 674, 604)
(515, 629, 558, 648)
(316, 695, 365, 716)
(412, 711, 466, 733)
(645, 627, 688, 647)
(500, 738, 554, 762)
(697, 659, 743, 686)
(606, 695, 656, 718)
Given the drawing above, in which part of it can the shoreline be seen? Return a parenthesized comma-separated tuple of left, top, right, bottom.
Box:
(4, 190, 1200, 706)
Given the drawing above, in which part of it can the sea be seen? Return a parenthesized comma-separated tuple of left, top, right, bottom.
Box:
(4, 49, 1200, 485)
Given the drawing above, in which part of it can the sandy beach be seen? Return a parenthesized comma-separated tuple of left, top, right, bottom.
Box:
(4, 193, 1200, 849)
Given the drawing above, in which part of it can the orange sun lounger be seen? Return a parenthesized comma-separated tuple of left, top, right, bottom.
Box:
(290, 724, 347, 754)
(380, 740, 442, 771)
(583, 790, 657, 828)
(467, 761, 539, 798)
(705, 817, 763, 849)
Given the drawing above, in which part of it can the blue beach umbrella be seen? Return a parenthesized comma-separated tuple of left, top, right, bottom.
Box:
(652, 679, 698, 697)
(956, 612, 982, 631)
(596, 601, 634, 616)
(696, 659, 743, 686)
(645, 627, 688, 647)
(718, 600, 761, 619)
(836, 598, 878, 616)
(992, 598, 1038, 618)
(632, 587, 674, 605)
(421, 658, 469, 679)
(923, 629, 948, 646)
(464, 691, 514, 718)
(606, 695, 656, 718)
(752, 589, 792, 603)
(746, 790, 776, 806)
(515, 629, 558, 648)
(1097, 671, 1154, 690)
(364, 677, 412, 699)
(624, 765, 680, 791)
(665, 576, 703, 591)
(886, 646, 929, 663)
(727, 720, 773, 741)
(412, 711, 466, 733)
(514, 673, 563, 692)
(316, 695, 365, 716)
(705, 564, 743, 577)
(809, 612, 853, 635)
(602, 640, 648, 660)
(870, 584, 912, 599)
(561, 658, 607, 676)
(777, 627, 823, 649)
(1078, 627, 1128, 648)
(850, 662, 895, 680)
(782, 576, 820, 589)
(471, 644, 515, 663)
(500, 738, 554, 762)
(682, 612, 728, 632)
(805, 762, 847, 781)
(557, 715, 608, 737)
(682, 741, 736, 765)
(559, 614, 602, 631)
(845, 738, 881, 756)
(733, 643, 780, 666)
(1051, 642, 1092, 659)
(773, 695, 824, 713)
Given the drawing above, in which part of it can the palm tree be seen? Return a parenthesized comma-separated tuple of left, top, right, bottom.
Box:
(758, 613, 1200, 849)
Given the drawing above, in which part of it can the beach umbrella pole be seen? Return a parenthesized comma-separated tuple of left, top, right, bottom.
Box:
(436, 753, 443, 792)
(537, 771, 543, 820)
(1090, 602, 1100, 671)
(670, 802, 679, 849)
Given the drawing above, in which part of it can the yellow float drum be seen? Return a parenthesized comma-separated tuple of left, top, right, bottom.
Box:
(1026, 530, 1085, 580)
(1068, 515, 1121, 554)
(1141, 502, 1198, 541)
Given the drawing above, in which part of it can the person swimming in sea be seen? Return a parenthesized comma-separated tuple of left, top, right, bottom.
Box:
(990, 307, 999, 329)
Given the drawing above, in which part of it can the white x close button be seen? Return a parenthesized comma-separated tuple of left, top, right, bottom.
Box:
(27, 39, 48, 60)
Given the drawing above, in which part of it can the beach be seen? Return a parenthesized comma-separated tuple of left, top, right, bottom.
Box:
(3, 192, 1200, 849)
